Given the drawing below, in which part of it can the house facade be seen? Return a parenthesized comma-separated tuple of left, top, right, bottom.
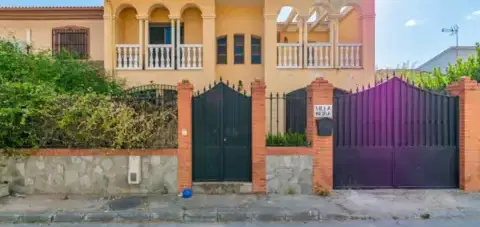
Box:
(417, 46, 478, 73)
(0, 0, 375, 93)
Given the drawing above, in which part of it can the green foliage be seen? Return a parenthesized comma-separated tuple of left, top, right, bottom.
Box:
(0, 38, 125, 95)
(266, 132, 308, 147)
(377, 43, 480, 92)
(0, 39, 177, 150)
(39, 94, 177, 149)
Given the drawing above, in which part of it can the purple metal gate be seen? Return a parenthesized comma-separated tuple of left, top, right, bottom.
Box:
(333, 77, 459, 189)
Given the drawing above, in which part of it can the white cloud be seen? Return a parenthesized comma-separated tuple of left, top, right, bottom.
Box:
(405, 19, 418, 27)
(465, 10, 480, 20)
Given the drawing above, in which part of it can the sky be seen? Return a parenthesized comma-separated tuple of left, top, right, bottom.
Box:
(1, 0, 479, 69)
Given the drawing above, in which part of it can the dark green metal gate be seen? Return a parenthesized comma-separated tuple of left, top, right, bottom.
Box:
(192, 82, 252, 182)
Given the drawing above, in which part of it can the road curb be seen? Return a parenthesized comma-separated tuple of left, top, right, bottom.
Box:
(0, 210, 472, 224)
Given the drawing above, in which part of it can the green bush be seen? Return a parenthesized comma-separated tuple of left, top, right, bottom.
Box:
(0, 38, 125, 95)
(266, 132, 308, 147)
(0, 39, 177, 150)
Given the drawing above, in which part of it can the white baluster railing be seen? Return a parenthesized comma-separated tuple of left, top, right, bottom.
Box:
(337, 43, 362, 68)
(146, 44, 174, 70)
(116, 44, 141, 70)
(306, 43, 333, 68)
(178, 44, 203, 70)
(277, 43, 302, 69)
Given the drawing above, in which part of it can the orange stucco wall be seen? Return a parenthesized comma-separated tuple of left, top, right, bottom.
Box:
(116, 7, 139, 44)
(0, 20, 104, 61)
(1, 0, 374, 95)
(215, 5, 264, 86)
(338, 9, 361, 43)
(118, 6, 203, 44)
(279, 31, 330, 43)
(183, 7, 203, 44)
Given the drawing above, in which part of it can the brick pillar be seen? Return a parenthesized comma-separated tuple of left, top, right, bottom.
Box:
(307, 78, 334, 191)
(446, 77, 480, 192)
(177, 80, 193, 192)
(251, 79, 266, 193)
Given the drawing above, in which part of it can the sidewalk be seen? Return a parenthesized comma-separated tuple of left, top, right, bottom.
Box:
(0, 190, 480, 224)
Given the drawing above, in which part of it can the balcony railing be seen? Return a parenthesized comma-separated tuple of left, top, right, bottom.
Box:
(116, 44, 141, 70)
(277, 43, 302, 69)
(178, 44, 203, 70)
(147, 44, 174, 70)
(306, 42, 333, 69)
(276, 42, 363, 69)
(337, 43, 362, 68)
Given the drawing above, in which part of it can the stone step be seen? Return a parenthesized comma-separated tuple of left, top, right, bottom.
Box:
(192, 182, 252, 194)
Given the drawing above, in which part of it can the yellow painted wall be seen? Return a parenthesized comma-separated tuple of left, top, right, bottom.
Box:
(149, 7, 170, 23)
(215, 5, 264, 86)
(0, 19, 104, 61)
(117, 7, 138, 44)
(338, 9, 361, 43)
(183, 7, 203, 44)
(117, 70, 212, 90)
(279, 31, 329, 43)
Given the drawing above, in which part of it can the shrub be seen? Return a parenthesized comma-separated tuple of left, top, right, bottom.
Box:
(0, 39, 177, 150)
(266, 132, 308, 147)
(2, 94, 178, 149)
(0, 38, 125, 95)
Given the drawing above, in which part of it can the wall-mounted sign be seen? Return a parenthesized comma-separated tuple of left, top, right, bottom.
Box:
(314, 105, 332, 118)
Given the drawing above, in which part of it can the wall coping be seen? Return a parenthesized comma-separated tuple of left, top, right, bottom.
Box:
(0, 7, 104, 20)
(266, 147, 314, 156)
(18, 149, 177, 156)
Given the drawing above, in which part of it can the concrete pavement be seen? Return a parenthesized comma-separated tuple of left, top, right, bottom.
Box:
(0, 190, 480, 224)
(0, 219, 480, 227)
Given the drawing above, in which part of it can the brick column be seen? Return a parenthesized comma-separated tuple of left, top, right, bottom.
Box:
(446, 77, 480, 192)
(251, 79, 266, 193)
(306, 78, 334, 191)
(177, 80, 193, 192)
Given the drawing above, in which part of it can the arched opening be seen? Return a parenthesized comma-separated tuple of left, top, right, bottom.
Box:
(146, 5, 174, 69)
(305, 5, 332, 68)
(276, 6, 302, 68)
(115, 5, 141, 69)
(178, 5, 203, 69)
(116, 5, 138, 44)
(337, 4, 362, 68)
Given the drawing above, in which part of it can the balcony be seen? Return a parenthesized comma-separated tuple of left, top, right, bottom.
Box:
(276, 5, 363, 69)
(115, 4, 204, 71)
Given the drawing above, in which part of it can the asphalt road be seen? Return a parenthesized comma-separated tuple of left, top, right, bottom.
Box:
(1, 219, 480, 227)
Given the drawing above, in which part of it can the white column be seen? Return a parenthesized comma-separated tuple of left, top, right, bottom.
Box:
(298, 17, 303, 68)
(170, 18, 176, 69)
(330, 15, 340, 68)
(144, 19, 150, 68)
(303, 17, 308, 68)
(138, 17, 144, 69)
(329, 20, 334, 67)
(177, 19, 181, 69)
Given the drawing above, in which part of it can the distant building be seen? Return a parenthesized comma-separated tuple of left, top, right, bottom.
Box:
(416, 46, 477, 73)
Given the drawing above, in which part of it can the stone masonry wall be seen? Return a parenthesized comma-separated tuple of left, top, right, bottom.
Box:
(266, 155, 313, 195)
(6, 156, 177, 195)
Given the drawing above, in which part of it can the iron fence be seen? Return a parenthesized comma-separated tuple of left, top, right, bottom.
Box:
(123, 84, 178, 110)
(266, 88, 307, 135)
(266, 87, 351, 135)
